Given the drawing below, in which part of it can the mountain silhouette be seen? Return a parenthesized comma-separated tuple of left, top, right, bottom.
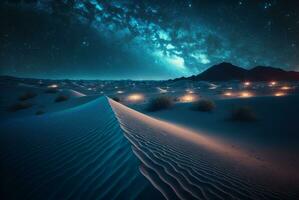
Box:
(173, 62, 299, 81)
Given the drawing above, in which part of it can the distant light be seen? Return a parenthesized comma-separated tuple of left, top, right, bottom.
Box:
(180, 94, 198, 102)
(244, 81, 251, 86)
(224, 92, 232, 96)
(117, 90, 124, 94)
(281, 86, 291, 90)
(269, 81, 277, 86)
(127, 94, 144, 102)
(48, 84, 58, 88)
(274, 92, 286, 97)
(240, 91, 253, 98)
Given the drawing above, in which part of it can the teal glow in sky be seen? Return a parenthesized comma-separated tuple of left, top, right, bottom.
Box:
(1, 0, 299, 79)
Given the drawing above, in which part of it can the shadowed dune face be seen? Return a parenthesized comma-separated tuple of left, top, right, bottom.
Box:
(0, 97, 163, 200)
(109, 99, 299, 200)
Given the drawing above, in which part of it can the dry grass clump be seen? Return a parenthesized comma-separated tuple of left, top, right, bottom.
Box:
(230, 106, 257, 122)
(111, 96, 121, 102)
(54, 95, 69, 102)
(8, 102, 32, 112)
(45, 88, 58, 93)
(192, 99, 215, 112)
(19, 91, 37, 101)
(147, 96, 173, 111)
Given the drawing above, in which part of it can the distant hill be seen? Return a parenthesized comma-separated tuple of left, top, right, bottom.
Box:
(173, 62, 299, 81)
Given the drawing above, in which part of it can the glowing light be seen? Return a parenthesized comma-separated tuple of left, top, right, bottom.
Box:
(117, 90, 124, 94)
(281, 86, 291, 90)
(127, 94, 144, 102)
(224, 92, 232, 96)
(240, 91, 253, 98)
(180, 94, 198, 102)
(244, 81, 251, 86)
(269, 81, 277, 86)
(274, 92, 286, 97)
(48, 84, 58, 88)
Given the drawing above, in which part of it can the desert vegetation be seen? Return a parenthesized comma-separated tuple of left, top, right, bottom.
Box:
(230, 106, 257, 122)
(192, 99, 215, 112)
(147, 96, 173, 111)
(111, 96, 121, 102)
(45, 88, 59, 93)
(8, 102, 32, 112)
(19, 91, 37, 101)
(55, 95, 69, 102)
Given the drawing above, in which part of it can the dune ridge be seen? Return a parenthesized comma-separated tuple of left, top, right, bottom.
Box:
(1, 96, 297, 199)
(109, 99, 297, 200)
(0, 97, 162, 200)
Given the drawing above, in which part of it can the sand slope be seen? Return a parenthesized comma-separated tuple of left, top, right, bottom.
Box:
(131, 95, 299, 181)
(110, 99, 298, 200)
(0, 85, 96, 120)
(1, 95, 298, 199)
(0, 97, 162, 200)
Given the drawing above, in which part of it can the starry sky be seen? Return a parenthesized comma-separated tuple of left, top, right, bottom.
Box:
(1, 0, 299, 80)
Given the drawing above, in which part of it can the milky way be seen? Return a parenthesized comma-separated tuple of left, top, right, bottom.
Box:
(1, 0, 299, 79)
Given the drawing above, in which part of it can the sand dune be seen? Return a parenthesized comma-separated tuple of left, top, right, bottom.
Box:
(1, 96, 298, 199)
(0, 97, 162, 200)
(0, 85, 91, 120)
(109, 99, 298, 200)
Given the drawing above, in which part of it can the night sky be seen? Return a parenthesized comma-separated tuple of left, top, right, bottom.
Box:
(1, 0, 299, 80)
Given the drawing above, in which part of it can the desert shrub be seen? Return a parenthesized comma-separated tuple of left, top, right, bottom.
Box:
(19, 91, 37, 101)
(8, 102, 32, 112)
(111, 96, 120, 102)
(54, 95, 69, 102)
(192, 99, 215, 112)
(173, 97, 180, 102)
(36, 110, 45, 115)
(45, 88, 58, 93)
(230, 106, 257, 122)
(147, 96, 173, 111)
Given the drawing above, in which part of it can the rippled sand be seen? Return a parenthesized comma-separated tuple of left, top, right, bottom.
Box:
(1, 96, 298, 199)
(110, 99, 298, 200)
(0, 97, 162, 200)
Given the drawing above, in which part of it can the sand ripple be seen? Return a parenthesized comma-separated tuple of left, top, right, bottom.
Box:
(0, 97, 162, 200)
(110, 99, 297, 200)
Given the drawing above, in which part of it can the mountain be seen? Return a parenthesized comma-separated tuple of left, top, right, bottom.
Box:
(194, 62, 247, 81)
(173, 62, 299, 81)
